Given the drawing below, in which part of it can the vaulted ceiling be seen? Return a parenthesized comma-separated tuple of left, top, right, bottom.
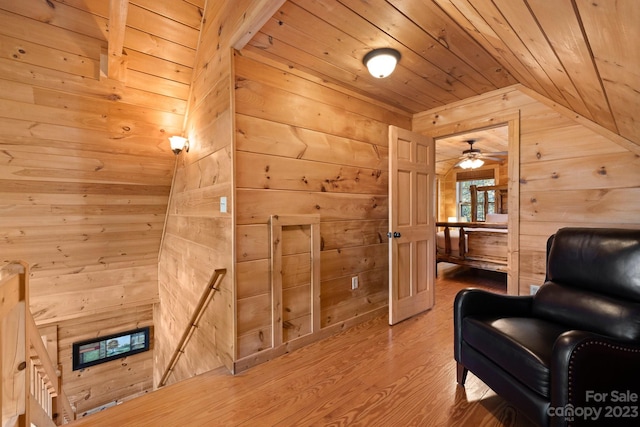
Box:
(240, 0, 638, 150)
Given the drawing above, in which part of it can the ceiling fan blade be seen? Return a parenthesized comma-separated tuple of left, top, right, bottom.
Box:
(482, 156, 505, 162)
(484, 151, 508, 156)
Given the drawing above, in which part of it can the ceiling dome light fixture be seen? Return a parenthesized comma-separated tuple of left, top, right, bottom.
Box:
(363, 48, 401, 78)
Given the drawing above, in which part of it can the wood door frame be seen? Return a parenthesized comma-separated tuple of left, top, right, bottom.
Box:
(424, 112, 520, 295)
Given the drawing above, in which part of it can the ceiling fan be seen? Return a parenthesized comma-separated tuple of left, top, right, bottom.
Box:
(454, 139, 507, 169)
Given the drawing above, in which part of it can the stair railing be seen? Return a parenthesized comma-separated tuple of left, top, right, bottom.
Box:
(1, 261, 75, 426)
(158, 268, 226, 387)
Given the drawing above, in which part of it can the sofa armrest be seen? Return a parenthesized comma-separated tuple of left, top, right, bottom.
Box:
(454, 289, 534, 361)
(550, 330, 640, 427)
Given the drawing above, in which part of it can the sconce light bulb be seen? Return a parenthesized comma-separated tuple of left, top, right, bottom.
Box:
(169, 136, 189, 155)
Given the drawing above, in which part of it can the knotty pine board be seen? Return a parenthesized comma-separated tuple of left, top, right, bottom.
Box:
(236, 151, 387, 194)
(520, 124, 627, 162)
(320, 267, 388, 309)
(281, 253, 311, 288)
(236, 189, 387, 224)
(171, 146, 232, 193)
(132, 0, 204, 29)
(124, 26, 196, 68)
(282, 285, 311, 322)
(320, 219, 388, 251)
(236, 114, 389, 169)
(30, 86, 184, 130)
(234, 81, 394, 147)
(126, 69, 190, 100)
(168, 183, 231, 218)
(521, 152, 640, 191)
(0, 34, 99, 78)
(0, 8, 102, 58)
(236, 259, 269, 299)
(320, 244, 388, 282)
(0, 58, 188, 116)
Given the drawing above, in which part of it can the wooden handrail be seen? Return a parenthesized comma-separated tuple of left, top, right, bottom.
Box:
(1, 261, 75, 426)
(158, 268, 227, 387)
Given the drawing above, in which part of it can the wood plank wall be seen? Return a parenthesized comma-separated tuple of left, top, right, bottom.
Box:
(0, 0, 202, 413)
(414, 85, 640, 294)
(233, 51, 411, 361)
(153, 0, 261, 383)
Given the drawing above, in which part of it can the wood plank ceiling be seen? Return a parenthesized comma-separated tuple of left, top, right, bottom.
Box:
(242, 0, 639, 149)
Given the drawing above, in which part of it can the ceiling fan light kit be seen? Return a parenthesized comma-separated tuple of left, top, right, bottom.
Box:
(363, 48, 401, 78)
(458, 158, 484, 169)
(454, 139, 505, 170)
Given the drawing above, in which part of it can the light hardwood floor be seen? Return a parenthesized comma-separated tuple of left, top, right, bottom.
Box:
(69, 265, 537, 426)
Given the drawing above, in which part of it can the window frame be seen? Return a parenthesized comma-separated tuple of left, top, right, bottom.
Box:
(454, 165, 499, 222)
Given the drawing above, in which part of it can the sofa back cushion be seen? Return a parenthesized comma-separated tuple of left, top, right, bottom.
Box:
(547, 227, 640, 302)
(532, 283, 640, 341)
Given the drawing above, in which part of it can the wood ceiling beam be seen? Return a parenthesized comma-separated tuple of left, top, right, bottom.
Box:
(231, 0, 287, 50)
(107, 0, 129, 81)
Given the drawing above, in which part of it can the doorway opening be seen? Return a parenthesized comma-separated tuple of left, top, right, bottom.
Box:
(428, 116, 519, 296)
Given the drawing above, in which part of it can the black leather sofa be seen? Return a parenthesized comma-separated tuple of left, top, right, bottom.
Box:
(454, 227, 640, 426)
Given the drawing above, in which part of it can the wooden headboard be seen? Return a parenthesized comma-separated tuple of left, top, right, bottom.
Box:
(470, 184, 508, 222)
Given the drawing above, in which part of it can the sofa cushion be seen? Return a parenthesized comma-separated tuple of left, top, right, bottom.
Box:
(547, 227, 640, 302)
(533, 282, 640, 341)
(462, 316, 572, 398)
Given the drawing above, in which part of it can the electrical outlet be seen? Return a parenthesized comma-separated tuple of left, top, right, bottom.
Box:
(530, 284, 540, 295)
(351, 276, 359, 290)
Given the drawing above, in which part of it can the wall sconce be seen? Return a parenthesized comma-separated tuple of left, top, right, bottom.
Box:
(169, 136, 189, 155)
(363, 48, 401, 78)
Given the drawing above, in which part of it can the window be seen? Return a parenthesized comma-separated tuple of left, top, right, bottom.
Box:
(457, 177, 495, 222)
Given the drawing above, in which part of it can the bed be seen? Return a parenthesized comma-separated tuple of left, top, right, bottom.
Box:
(436, 184, 508, 273)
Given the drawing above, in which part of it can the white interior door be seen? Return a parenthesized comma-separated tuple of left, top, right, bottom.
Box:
(388, 126, 436, 325)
